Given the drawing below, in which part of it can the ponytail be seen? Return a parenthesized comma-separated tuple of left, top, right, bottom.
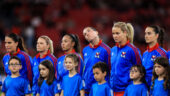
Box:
(39, 36, 54, 54)
(126, 23, 134, 44)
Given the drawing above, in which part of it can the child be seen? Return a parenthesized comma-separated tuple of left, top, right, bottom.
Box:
(124, 65, 148, 96)
(90, 62, 113, 96)
(1, 56, 31, 96)
(36, 60, 59, 96)
(150, 57, 170, 96)
(60, 53, 84, 96)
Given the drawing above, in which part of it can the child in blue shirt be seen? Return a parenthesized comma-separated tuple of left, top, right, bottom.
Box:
(124, 65, 148, 96)
(90, 62, 113, 96)
(150, 57, 170, 96)
(61, 54, 84, 96)
(1, 56, 31, 96)
(36, 60, 59, 96)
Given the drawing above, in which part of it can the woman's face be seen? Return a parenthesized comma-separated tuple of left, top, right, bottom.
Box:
(145, 27, 158, 44)
(5, 36, 18, 53)
(36, 38, 49, 53)
(83, 28, 98, 43)
(112, 27, 127, 43)
(61, 35, 74, 52)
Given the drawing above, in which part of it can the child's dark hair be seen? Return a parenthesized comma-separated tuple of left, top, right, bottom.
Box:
(151, 57, 170, 90)
(8, 56, 21, 65)
(38, 60, 55, 86)
(6, 33, 27, 52)
(64, 53, 80, 71)
(64, 34, 81, 54)
(93, 62, 109, 75)
(130, 65, 148, 88)
(147, 25, 165, 47)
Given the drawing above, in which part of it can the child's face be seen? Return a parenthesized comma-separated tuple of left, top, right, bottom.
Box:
(64, 57, 77, 71)
(130, 67, 141, 80)
(39, 64, 49, 79)
(154, 63, 165, 76)
(93, 68, 106, 83)
(8, 59, 22, 73)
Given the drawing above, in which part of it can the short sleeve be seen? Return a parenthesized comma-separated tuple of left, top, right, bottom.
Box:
(23, 79, 32, 94)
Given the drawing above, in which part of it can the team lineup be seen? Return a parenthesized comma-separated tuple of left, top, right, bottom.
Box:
(0, 22, 170, 96)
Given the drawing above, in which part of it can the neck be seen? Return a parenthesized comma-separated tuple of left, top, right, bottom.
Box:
(133, 79, 142, 84)
(98, 79, 106, 85)
(158, 74, 165, 80)
(65, 48, 74, 54)
(40, 50, 48, 58)
(11, 72, 20, 78)
(90, 37, 100, 47)
(69, 69, 77, 77)
(149, 41, 157, 48)
(119, 38, 128, 46)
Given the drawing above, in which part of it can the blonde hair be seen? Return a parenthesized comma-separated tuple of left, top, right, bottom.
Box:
(112, 22, 134, 43)
(39, 35, 54, 54)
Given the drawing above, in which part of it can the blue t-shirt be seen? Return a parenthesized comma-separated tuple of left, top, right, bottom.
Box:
(142, 44, 167, 87)
(110, 42, 142, 92)
(62, 73, 84, 96)
(1, 76, 31, 96)
(82, 41, 111, 92)
(124, 83, 148, 96)
(90, 82, 113, 96)
(150, 79, 170, 96)
(37, 79, 59, 96)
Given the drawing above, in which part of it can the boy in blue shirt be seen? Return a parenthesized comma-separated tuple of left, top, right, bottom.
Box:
(90, 62, 113, 96)
(1, 56, 31, 96)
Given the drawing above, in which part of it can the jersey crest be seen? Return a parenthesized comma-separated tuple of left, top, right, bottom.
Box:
(151, 55, 156, 61)
(121, 52, 126, 58)
(95, 52, 100, 58)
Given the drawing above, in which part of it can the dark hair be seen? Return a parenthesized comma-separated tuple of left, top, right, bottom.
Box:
(38, 60, 55, 86)
(6, 33, 27, 52)
(93, 62, 109, 75)
(8, 56, 21, 65)
(64, 34, 81, 54)
(148, 25, 165, 47)
(130, 65, 148, 88)
(151, 57, 170, 90)
(64, 53, 79, 71)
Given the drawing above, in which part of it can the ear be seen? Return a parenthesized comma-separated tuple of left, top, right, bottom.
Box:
(71, 41, 75, 47)
(15, 42, 19, 48)
(156, 33, 159, 39)
(19, 65, 22, 70)
(103, 71, 107, 76)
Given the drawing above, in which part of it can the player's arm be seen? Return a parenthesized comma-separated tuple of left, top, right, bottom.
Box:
(80, 89, 85, 96)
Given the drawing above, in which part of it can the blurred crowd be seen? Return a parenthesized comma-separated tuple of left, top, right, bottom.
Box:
(0, 0, 169, 72)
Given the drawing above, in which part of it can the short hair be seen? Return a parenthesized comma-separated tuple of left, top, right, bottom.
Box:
(8, 56, 21, 65)
(93, 62, 109, 74)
